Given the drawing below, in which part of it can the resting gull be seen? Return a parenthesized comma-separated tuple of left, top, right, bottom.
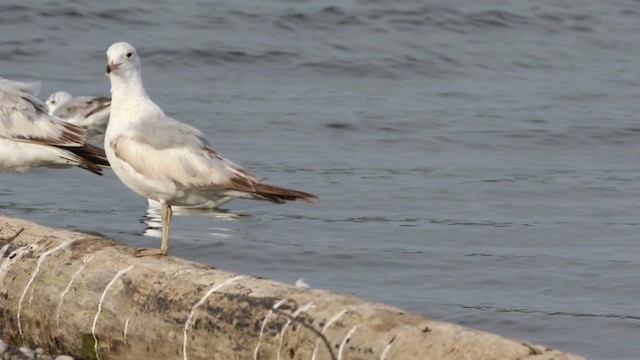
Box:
(0, 77, 109, 174)
(45, 91, 111, 130)
(104, 42, 316, 256)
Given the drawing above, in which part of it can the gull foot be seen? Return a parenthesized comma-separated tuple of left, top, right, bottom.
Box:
(136, 248, 167, 257)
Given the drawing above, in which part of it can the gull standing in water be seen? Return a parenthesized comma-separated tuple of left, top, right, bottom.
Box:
(46, 92, 216, 209)
(45, 91, 111, 130)
(104, 42, 316, 257)
(0, 78, 109, 174)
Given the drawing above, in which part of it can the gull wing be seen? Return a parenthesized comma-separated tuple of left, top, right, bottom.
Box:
(0, 77, 109, 174)
(53, 96, 111, 120)
(110, 113, 316, 202)
(110, 113, 258, 191)
(0, 78, 87, 146)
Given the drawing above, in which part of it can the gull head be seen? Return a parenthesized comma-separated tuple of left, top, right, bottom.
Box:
(106, 42, 140, 77)
(45, 91, 73, 114)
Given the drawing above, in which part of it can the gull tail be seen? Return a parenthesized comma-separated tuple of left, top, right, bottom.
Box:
(252, 182, 317, 204)
(58, 143, 110, 175)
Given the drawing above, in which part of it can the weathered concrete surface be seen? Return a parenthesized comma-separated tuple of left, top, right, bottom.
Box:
(0, 215, 584, 360)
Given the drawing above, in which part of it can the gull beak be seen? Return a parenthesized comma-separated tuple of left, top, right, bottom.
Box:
(105, 61, 120, 75)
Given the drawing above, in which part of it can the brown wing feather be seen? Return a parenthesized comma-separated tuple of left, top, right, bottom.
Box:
(251, 182, 317, 204)
(12, 120, 86, 146)
(84, 97, 111, 117)
(224, 173, 315, 203)
(9, 103, 110, 175)
(223, 162, 316, 203)
(55, 142, 110, 175)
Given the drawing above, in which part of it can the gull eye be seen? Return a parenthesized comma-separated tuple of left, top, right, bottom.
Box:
(126, 52, 133, 58)
(51, 100, 56, 104)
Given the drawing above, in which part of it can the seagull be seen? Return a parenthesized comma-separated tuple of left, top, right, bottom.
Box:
(46, 92, 222, 210)
(0, 77, 109, 174)
(104, 42, 316, 257)
(46, 91, 214, 209)
(45, 91, 111, 130)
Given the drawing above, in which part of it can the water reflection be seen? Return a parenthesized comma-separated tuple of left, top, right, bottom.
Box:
(141, 203, 243, 238)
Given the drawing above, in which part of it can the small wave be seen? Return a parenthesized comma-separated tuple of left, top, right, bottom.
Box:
(363, 5, 594, 34)
(451, 303, 640, 321)
(267, 4, 599, 37)
(0, 47, 48, 61)
(0, 4, 29, 11)
(37, 6, 84, 19)
(11, 3, 157, 27)
(299, 60, 398, 79)
(436, 91, 477, 100)
(144, 47, 299, 68)
(524, 126, 640, 147)
(449, 125, 640, 148)
(571, 126, 640, 145)
(466, 10, 530, 29)
(386, 53, 463, 77)
(296, 49, 461, 78)
(0, 4, 32, 24)
(429, 218, 534, 227)
(3, 3, 600, 37)
(325, 122, 358, 130)
(275, 6, 369, 31)
(92, 7, 156, 26)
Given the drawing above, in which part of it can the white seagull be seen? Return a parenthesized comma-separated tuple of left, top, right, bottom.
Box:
(104, 42, 316, 257)
(45, 91, 111, 130)
(45, 92, 214, 209)
(0, 77, 109, 174)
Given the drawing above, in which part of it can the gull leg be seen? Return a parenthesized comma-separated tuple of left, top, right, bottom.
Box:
(137, 202, 171, 257)
(160, 204, 172, 255)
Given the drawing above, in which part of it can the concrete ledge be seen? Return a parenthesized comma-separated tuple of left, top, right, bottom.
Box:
(0, 215, 584, 360)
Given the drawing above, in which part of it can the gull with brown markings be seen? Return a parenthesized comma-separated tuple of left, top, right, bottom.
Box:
(0, 77, 109, 174)
(45, 91, 111, 130)
(104, 42, 316, 257)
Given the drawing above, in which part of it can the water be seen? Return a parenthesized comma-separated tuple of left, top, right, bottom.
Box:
(1, 0, 640, 358)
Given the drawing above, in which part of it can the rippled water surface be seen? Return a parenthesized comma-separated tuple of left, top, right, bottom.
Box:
(2, 1, 640, 358)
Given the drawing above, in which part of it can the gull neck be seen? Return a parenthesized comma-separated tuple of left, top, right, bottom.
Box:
(109, 70, 148, 103)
